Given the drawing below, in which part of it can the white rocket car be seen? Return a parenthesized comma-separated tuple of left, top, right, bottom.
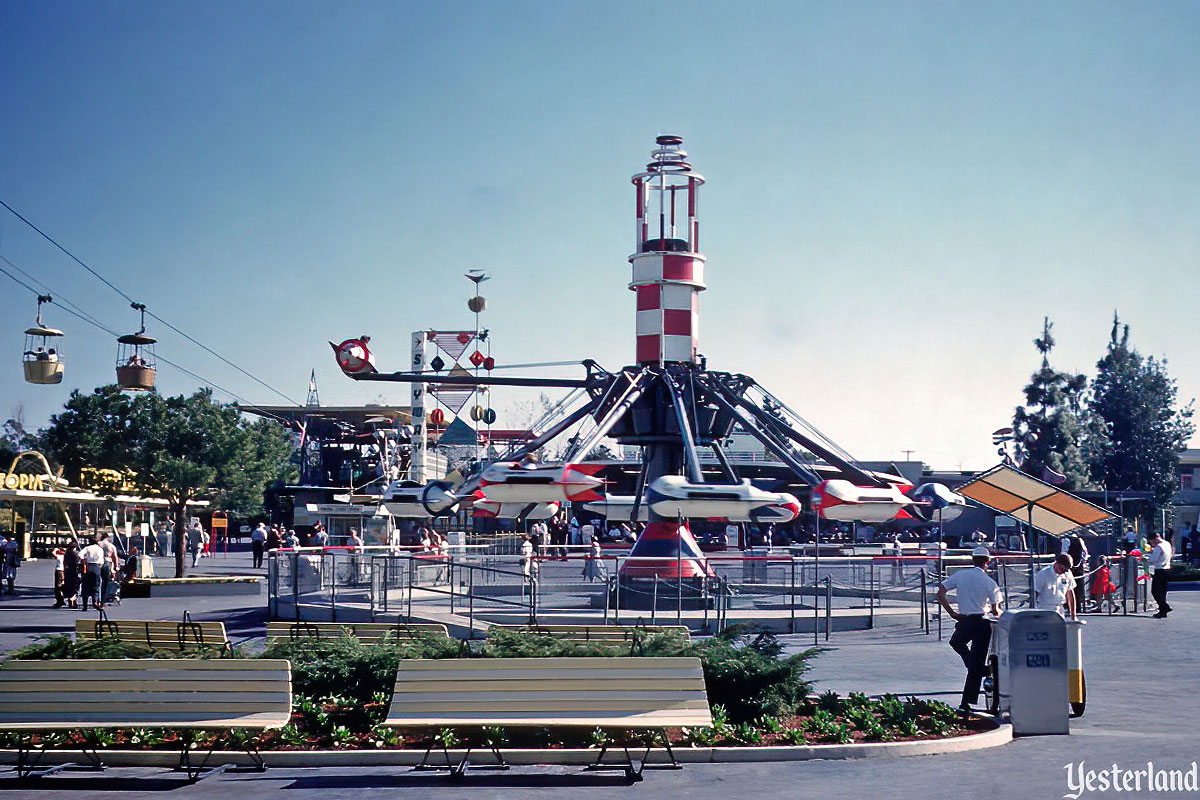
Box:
(381, 480, 460, 518)
(644, 476, 800, 522)
(479, 461, 605, 503)
(472, 495, 561, 520)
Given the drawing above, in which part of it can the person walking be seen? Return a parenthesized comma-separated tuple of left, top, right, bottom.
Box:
(52, 546, 66, 607)
(187, 520, 205, 568)
(62, 539, 80, 609)
(1035, 553, 1078, 619)
(1147, 531, 1174, 618)
(937, 546, 1004, 714)
(250, 522, 267, 569)
(78, 537, 105, 611)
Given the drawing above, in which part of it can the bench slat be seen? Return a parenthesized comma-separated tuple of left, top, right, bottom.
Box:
(386, 656, 712, 730)
(0, 659, 292, 732)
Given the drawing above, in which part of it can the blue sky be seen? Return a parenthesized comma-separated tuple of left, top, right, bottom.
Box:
(2, 0, 1197, 468)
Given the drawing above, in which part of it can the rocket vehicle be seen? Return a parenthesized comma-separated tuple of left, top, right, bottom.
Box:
(381, 480, 460, 518)
(811, 479, 914, 523)
(330, 336, 377, 375)
(906, 482, 969, 523)
(472, 495, 561, 521)
(479, 461, 605, 503)
(582, 496, 651, 523)
(643, 476, 801, 523)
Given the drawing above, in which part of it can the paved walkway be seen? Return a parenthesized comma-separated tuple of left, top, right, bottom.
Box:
(2, 553, 1198, 798)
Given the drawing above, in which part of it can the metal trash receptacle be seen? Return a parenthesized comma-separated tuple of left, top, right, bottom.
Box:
(993, 609, 1069, 735)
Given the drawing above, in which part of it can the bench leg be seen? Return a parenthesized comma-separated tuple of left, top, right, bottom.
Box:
(175, 732, 229, 783)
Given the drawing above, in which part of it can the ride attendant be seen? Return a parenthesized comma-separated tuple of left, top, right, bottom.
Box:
(937, 546, 1004, 715)
(1146, 532, 1173, 618)
(1034, 553, 1078, 619)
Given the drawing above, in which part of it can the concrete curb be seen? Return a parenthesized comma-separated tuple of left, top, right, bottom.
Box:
(0, 724, 1010, 768)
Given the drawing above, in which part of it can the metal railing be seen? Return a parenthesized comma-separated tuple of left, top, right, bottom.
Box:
(267, 545, 1057, 640)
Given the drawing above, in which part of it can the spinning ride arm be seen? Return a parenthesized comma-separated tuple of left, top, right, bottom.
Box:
(662, 371, 705, 484)
(697, 379, 825, 487)
(711, 378, 887, 489)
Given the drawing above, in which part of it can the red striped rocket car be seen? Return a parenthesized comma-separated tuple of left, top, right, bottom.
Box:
(811, 479, 914, 523)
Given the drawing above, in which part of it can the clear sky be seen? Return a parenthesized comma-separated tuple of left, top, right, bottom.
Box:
(2, 0, 1197, 469)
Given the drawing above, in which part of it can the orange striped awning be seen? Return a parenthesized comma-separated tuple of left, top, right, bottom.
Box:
(955, 464, 1114, 537)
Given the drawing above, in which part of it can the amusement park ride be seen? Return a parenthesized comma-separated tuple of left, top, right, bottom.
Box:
(333, 135, 966, 606)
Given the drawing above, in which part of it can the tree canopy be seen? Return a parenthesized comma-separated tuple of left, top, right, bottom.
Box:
(1088, 313, 1195, 509)
(1012, 317, 1093, 490)
(37, 386, 295, 576)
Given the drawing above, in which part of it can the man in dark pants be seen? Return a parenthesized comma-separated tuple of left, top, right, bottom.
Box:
(1147, 532, 1174, 618)
(937, 546, 1004, 714)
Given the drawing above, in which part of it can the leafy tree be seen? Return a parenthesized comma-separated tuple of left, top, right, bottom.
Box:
(1088, 313, 1195, 513)
(36, 386, 134, 485)
(38, 386, 295, 576)
(1012, 317, 1093, 489)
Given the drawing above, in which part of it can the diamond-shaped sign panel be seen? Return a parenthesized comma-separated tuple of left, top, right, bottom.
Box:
(469, 350, 485, 367)
(429, 355, 446, 372)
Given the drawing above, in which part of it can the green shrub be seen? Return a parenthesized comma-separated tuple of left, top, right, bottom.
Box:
(261, 633, 460, 702)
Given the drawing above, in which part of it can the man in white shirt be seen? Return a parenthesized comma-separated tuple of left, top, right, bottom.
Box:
(1147, 532, 1174, 618)
(1035, 554, 1077, 619)
(78, 538, 106, 611)
(937, 546, 1004, 713)
(251, 523, 268, 568)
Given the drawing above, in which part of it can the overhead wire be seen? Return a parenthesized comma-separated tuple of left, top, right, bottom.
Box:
(0, 199, 303, 406)
(0, 258, 296, 425)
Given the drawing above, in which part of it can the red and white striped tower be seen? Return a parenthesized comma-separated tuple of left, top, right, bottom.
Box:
(630, 135, 705, 365)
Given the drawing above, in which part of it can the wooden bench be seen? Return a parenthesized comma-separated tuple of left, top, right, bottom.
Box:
(383, 656, 712, 780)
(487, 624, 690, 651)
(0, 658, 292, 781)
(75, 615, 231, 653)
(265, 621, 451, 644)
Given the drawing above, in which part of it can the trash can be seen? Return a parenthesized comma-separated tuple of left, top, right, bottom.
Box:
(992, 609, 1069, 735)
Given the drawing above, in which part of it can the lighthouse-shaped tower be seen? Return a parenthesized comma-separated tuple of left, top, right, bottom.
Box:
(631, 135, 706, 365)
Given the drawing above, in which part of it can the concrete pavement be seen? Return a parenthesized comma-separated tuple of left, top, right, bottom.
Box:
(2, 552, 1198, 799)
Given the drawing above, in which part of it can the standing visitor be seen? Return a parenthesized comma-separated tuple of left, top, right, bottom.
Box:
(52, 546, 66, 607)
(62, 539, 80, 609)
(266, 525, 282, 553)
(0, 536, 20, 595)
(78, 537, 105, 611)
(311, 523, 329, 548)
(97, 532, 119, 606)
(582, 537, 604, 582)
(285, 529, 299, 548)
(936, 546, 1004, 714)
(1147, 532, 1173, 618)
(348, 528, 364, 551)
(1064, 534, 1088, 612)
(251, 522, 267, 568)
(520, 533, 538, 585)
